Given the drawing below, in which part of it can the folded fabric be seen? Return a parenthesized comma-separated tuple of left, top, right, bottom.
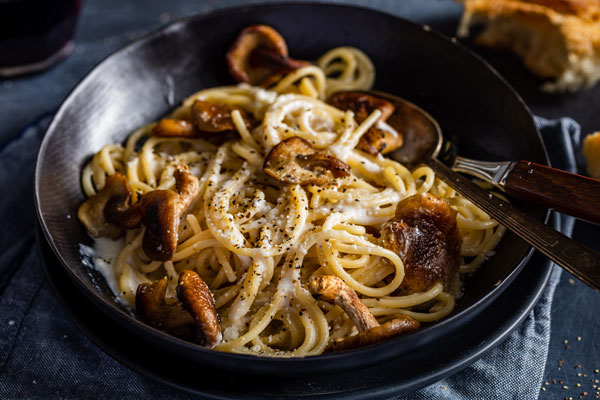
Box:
(406, 116, 579, 399)
(0, 115, 577, 399)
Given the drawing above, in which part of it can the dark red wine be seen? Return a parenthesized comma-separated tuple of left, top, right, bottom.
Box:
(0, 0, 81, 76)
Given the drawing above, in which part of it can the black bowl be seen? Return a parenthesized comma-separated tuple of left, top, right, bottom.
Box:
(34, 3, 548, 376)
(36, 219, 558, 398)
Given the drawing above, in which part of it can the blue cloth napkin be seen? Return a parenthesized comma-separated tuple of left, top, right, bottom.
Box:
(405, 116, 579, 400)
(0, 115, 578, 399)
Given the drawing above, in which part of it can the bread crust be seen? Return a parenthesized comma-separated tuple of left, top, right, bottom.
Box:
(583, 131, 600, 179)
(458, 0, 600, 91)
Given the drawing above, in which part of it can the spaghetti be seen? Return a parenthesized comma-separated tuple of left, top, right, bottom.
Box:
(79, 45, 505, 356)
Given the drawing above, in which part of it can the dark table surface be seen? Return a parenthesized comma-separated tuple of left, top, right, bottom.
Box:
(2, 0, 599, 399)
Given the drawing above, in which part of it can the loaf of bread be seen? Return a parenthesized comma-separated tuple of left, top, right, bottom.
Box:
(457, 0, 600, 92)
(583, 131, 600, 178)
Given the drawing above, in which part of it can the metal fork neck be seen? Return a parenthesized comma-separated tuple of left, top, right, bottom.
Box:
(451, 156, 515, 188)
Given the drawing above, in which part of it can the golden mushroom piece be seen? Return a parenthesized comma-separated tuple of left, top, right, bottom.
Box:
(177, 270, 222, 348)
(328, 91, 404, 156)
(328, 91, 395, 122)
(136, 270, 222, 348)
(226, 24, 309, 86)
(77, 173, 136, 239)
(380, 193, 462, 294)
(309, 275, 420, 351)
(152, 118, 196, 138)
(138, 165, 200, 261)
(152, 100, 254, 144)
(263, 137, 350, 185)
(77, 164, 200, 261)
(135, 277, 194, 333)
(190, 99, 251, 133)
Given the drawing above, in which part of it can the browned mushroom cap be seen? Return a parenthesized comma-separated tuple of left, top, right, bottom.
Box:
(263, 137, 350, 185)
(139, 190, 180, 261)
(328, 91, 395, 123)
(152, 102, 253, 140)
(173, 164, 200, 212)
(190, 99, 256, 142)
(226, 24, 309, 85)
(103, 180, 143, 230)
(140, 164, 200, 261)
(177, 270, 222, 348)
(136, 277, 195, 332)
(78, 167, 200, 261)
(191, 100, 238, 133)
(309, 275, 420, 351)
(330, 315, 420, 352)
(248, 46, 310, 80)
(153, 118, 196, 138)
(356, 126, 404, 156)
(328, 91, 403, 156)
(310, 275, 378, 332)
(78, 173, 136, 239)
(381, 193, 461, 294)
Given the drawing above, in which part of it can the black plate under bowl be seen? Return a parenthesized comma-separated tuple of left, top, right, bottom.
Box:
(37, 216, 557, 398)
(34, 3, 549, 376)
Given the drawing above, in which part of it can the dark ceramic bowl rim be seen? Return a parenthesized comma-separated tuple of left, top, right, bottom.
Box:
(34, 2, 549, 373)
(36, 218, 557, 398)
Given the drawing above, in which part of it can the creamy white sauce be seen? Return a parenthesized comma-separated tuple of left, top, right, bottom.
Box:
(278, 265, 297, 297)
(236, 254, 252, 269)
(79, 237, 128, 307)
(311, 113, 334, 132)
(189, 164, 203, 177)
(251, 86, 278, 105)
(377, 120, 399, 137)
(328, 143, 349, 161)
(228, 259, 267, 324)
(359, 156, 384, 174)
(223, 326, 240, 341)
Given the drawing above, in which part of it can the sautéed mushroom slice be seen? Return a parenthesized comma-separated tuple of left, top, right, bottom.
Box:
(78, 165, 200, 261)
(309, 275, 420, 351)
(137, 270, 221, 348)
(227, 24, 309, 86)
(381, 193, 461, 294)
(263, 137, 350, 185)
(328, 91, 403, 155)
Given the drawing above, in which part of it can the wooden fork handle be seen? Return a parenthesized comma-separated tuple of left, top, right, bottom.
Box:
(428, 158, 600, 292)
(504, 160, 600, 225)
